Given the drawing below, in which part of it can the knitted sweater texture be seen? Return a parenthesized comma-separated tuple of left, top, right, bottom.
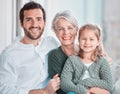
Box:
(61, 55, 113, 94)
(48, 46, 68, 94)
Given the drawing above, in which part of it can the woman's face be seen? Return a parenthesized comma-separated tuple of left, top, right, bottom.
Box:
(55, 18, 77, 46)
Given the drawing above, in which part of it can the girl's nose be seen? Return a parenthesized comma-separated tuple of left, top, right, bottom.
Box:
(85, 39, 90, 44)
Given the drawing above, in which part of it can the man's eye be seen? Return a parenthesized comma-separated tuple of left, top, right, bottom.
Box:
(37, 18, 42, 21)
(26, 19, 31, 21)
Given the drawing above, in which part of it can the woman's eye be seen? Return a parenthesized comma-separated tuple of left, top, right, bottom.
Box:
(57, 28, 64, 31)
(68, 27, 73, 29)
(68, 27, 74, 30)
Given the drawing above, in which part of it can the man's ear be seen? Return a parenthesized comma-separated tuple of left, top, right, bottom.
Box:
(44, 21, 46, 26)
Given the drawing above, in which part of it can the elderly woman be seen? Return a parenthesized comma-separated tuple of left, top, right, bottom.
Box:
(48, 10, 110, 94)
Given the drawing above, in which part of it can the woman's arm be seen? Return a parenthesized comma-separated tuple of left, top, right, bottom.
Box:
(48, 50, 62, 78)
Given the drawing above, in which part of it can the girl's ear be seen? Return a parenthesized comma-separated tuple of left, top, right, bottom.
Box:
(99, 39, 104, 50)
(96, 39, 100, 47)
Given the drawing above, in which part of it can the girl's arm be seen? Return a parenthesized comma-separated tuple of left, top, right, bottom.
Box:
(89, 87, 110, 94)
(61, 57, 88, 94)
(80, 58, 113, 92)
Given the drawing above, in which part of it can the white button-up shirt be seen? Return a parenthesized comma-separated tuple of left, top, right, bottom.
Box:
(0, 36, 59, 94)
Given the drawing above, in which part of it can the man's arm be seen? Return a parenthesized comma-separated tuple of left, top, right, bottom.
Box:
(29, 74, 60, 94)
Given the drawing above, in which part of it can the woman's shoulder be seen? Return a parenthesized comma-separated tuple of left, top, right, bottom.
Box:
(48, 47, 60, 55)
(48, 46, 64, 58)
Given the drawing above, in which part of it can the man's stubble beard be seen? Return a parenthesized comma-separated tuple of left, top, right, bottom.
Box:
(23, 27, 44, 40)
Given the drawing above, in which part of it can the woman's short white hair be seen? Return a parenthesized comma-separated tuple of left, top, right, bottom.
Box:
(52, 10, 79, 32)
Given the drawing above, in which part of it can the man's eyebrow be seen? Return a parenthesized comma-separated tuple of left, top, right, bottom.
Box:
(36, 17, 42, 19)
(25, 17, 32, 19)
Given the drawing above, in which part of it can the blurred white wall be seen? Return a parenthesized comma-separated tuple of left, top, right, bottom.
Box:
(16, 0, 102, 38)
(0, 0, 120, 61)
(43, 0, 103, 37)
(0, 0, 120, 93)
(0, 0, 16, 53)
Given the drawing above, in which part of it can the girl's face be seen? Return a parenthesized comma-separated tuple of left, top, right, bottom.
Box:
(78, 29, 99, 53)
(55, 18, 77, 46)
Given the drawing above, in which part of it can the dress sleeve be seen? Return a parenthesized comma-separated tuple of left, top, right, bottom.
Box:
(61, 57, 88, 94)
(0, 52, 29, 94)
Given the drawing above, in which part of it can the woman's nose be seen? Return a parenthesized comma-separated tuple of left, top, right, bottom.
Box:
(64, 29, 69, 35)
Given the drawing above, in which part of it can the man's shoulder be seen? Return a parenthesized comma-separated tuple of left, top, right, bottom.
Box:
(0, 45, 15, 60)
(42, 36, 60, 48)
(43, 36, 60, 44)
(0, 37, 21, 56)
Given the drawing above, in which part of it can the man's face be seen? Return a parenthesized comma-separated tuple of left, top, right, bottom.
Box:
(21, 9, 45, 40)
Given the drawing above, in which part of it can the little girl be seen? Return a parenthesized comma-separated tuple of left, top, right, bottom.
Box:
(61, 24, 113, 94)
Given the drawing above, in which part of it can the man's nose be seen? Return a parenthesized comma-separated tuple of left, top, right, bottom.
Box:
(32, 20, 38, 27)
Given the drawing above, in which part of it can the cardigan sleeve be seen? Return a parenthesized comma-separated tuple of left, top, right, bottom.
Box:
(61, 57, 88, 94)
(48, 50, 62, 78)
(80, 58, 113, 92)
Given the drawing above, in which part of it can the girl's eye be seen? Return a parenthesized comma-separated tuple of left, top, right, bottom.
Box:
(82, 38, 86, 40)
(90, 39, 94, 41)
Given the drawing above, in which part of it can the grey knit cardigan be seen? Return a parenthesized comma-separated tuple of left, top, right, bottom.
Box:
(61, 55, 113, 94)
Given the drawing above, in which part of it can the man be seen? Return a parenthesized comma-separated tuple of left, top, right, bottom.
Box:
(0, 1, 60, 94)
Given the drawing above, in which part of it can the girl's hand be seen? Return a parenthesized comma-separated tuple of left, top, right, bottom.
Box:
(89, 87, 110, 94)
